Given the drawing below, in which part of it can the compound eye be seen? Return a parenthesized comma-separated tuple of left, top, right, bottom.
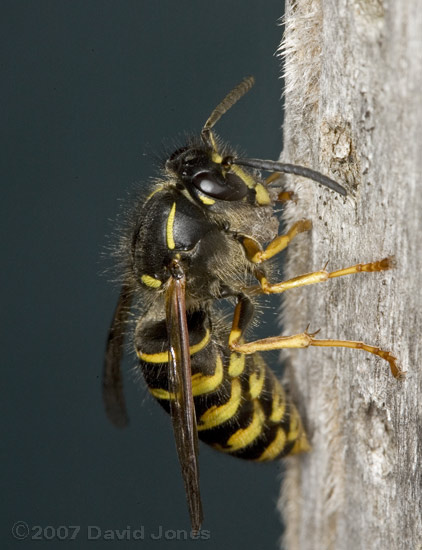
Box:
(192, 172, 223, 196)
(192, 171, 247, 201)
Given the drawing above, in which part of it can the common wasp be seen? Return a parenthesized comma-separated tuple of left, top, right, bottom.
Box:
(104, 77, 401, 530)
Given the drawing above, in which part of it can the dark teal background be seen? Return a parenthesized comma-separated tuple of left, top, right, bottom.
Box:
(2, 1, 288, 548)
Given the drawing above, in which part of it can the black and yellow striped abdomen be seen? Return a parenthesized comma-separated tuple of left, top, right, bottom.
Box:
(135, 309, 309, 461)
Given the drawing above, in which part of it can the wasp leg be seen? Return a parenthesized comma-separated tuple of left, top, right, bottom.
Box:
(240, 219, 312, 264)
(228, 293, 255, 347)
(265, 172, 282, 185)
(255, 257, 394, 294)
(264, 173, 297, 203)
(230, 329, 404, 380)
(228, 259, 401, 378)
(277, 190, 297, 203)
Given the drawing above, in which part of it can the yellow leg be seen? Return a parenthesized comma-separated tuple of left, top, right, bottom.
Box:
(265, 172, 282, 185)
(327, 257, 394, 279)
(229, 331, 404, 380)
(265, 172, 297, 202)
(242, 220, 312, 264)
(264, 172, 297, 202)
(277, 190, 297, 203)
(257, 257, 394, 294)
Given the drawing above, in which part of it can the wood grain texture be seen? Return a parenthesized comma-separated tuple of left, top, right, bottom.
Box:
(277, 1, 422, 549)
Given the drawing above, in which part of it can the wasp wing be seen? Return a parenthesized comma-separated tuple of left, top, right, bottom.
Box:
(103, 284, 132, 428)
(166, 273, 203, 531)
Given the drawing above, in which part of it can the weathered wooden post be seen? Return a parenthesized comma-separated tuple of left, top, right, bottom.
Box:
(278, 1, 422, 548)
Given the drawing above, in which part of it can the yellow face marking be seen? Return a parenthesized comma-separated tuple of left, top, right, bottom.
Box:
(210, 150, 272, 206)
(225, 400, 265, 451)
(191, 355, 223, 395)
(228, 352, 245, 377)
(230, 164, 256, 189)
(256, 427, 287, 461)
(248, 359, 266, 399)
(137, 328, 210, 364)
(141, 274, 162, 288)
(166, 201, 176, 250)
(269, 380, 286, 423)
(198, 192, 215, 205)
(209, 150, 272, 208)
(197, 378, 242, 431)
(230, 165, 271, 205)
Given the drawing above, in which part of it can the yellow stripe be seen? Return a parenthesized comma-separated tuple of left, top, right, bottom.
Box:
(228, 353, 245, 377)
(249, 359, 266, 399)
(149, 387, 173, 400)
(187, 328, 211, 355)
(137, 349, 169, 364)
(151, 354, 224, 401)
(141, 274, 162, 288)
(197, 378, 242, 431)
(286, 411, 300, 442)
(289, 431, 311, 454)
(225, 400, 265, 451)
(191, 355, 224, 395)
(285, 406, 310, 454)
(137, 328, 211, 364)
(256, 427, 287, 461)
(166, 202, 176, 250)
(269, 381, 286, 423)
(146, 185, 164, 200)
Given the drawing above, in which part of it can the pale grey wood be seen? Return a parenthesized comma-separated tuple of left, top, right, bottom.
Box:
(277, 1, 422, 549)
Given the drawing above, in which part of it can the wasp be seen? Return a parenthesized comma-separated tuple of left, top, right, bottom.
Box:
(103, 77, 401, 531)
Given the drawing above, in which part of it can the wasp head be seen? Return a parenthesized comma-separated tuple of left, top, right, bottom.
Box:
(165, 145, 249, 206)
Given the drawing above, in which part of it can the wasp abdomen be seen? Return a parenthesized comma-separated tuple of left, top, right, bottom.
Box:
(135, 310, 309, 462)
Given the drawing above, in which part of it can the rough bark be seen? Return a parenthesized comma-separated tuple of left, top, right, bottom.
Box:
(278, 1, 422, 549)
